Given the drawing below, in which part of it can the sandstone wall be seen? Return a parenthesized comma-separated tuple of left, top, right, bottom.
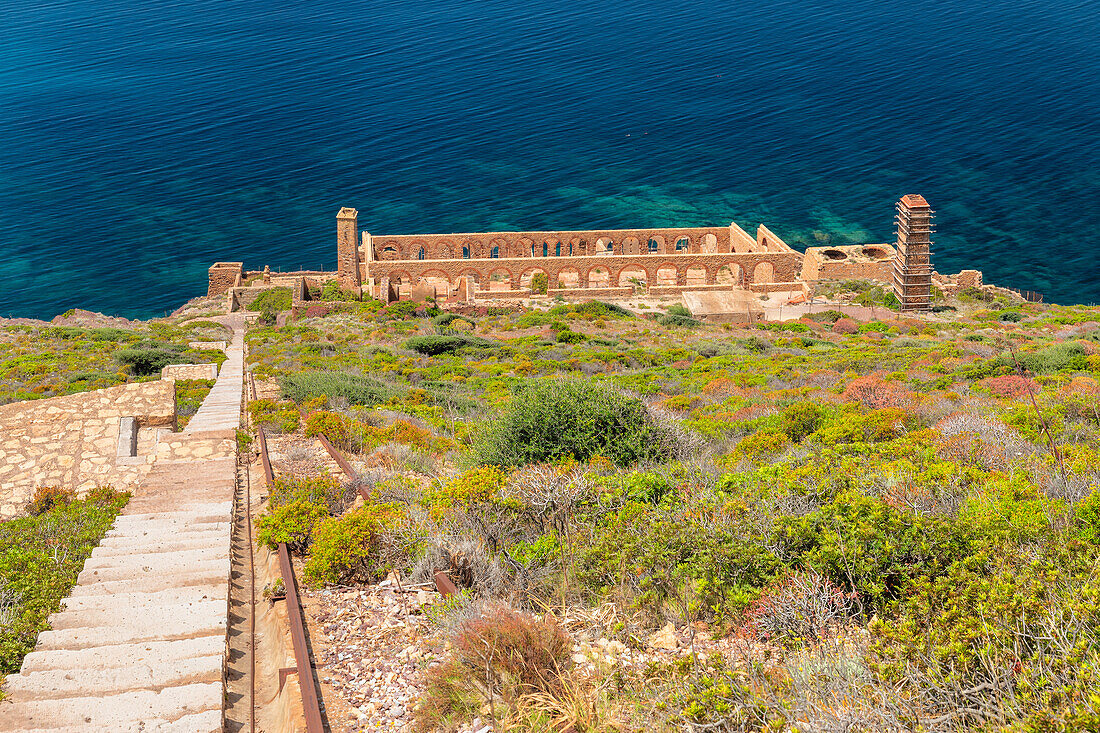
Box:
(0, 381, 176, 518)
(161, 363, 218, 380)
(207, 262, 244, 297)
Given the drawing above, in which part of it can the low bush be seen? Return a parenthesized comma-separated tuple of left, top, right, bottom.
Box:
(555, 329, 587, 344)
(255, 500, 327, 554)
(247, 399, 300, 434)
(0, 488, 129, 674)
(248, 287, 292, 312)
(281, 371, 392, 407)
(26, 486, 75, 516)
(405, 334, 496, 356)
(658, 313, 700, 328)
(415, 605, 572, 732)
(774, 491, 970, 611)
(474, 378, 684, 468)
(114, 346, 180, 376)
(302, 503, 403, 585)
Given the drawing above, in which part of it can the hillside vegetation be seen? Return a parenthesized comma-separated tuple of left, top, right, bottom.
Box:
(244, 289, 1100, 731)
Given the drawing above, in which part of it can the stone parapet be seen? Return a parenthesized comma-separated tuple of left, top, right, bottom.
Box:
(0, 381, 177, 518)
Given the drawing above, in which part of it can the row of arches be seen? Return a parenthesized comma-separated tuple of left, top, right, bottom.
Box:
(381, 261, 776, 297)
(373, 232, 726, 262)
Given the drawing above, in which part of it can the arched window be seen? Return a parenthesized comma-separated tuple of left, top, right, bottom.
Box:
(542, 243, 549, 257)
(491, 246, 500, 259)
(648, 238, 659, 253)
(463, 246, 470, 259)
(675, 237, 689, 252)
(417, 248, 425, 260)
(555, 242, 561, 256)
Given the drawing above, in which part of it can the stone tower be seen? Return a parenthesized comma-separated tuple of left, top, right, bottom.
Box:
(336, 207, 362, 290)
(893, 194, 933, 311)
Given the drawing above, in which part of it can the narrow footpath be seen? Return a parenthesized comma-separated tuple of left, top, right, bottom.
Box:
(0, 316, 245, 732)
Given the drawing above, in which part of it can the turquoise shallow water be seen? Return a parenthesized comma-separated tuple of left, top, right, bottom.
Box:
(1, 0, 1098, 318)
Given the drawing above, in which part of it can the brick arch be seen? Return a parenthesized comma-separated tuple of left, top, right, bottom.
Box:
(670, 234, 691, 253)
(455, 268, 485, 287)
(554, 265, 582, 289)
(487, 266, 516, 290)
(616, 263, 648, 287)
(622, 236, 641, 255)
(376, 240, 404, 261)
(753, 261, 775, 284)
(431, 244, 454, 260)
(462, 239, 485, 259)
(646, 234, 666, 255)
(585, 264, 612, 287)
(519, 265, 550, 290)
(417, 268, 452, 285)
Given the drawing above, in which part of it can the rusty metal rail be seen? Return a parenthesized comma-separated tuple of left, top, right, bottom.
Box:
(277, 542, 325, 733)
(255, 424, 325, 732)
(315, 433, 357, 482)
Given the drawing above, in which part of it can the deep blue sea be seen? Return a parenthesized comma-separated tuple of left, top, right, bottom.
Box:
(2, 0, 1098, 319)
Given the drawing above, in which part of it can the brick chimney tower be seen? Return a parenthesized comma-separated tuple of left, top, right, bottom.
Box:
(336, 207, 362, 291)
(893, 194, 933, 311)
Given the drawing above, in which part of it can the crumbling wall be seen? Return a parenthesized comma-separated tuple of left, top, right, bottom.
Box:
(207, 262, 244, 297)
(801, 245, 895, 283)
(0, 381, 177, 518)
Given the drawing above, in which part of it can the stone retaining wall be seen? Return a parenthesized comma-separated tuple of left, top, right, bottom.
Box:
(0, 382, 177, 518)
(162, 363, 218, 380)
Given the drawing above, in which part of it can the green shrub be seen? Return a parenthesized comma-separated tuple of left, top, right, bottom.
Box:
(247, 399, 300, 434)
(474, 378, 682, 467)
(303, 503, 400, 585)
(280, 371, 392, 406)
(658, 314, 700, 328)
(549, 301, 633, 319)
(248, 287, 292, 312)
(530, 272, 549, 294)
(667, 303, 692, 317)
(405, 334, 496, 356)
(255, 500, 327, 554)
(555, 329, 587, 344)
(774, 491, 970, 610)
(114, 347, 180, 376)
(0, 491, 129, 674)
(576, 505, 779, 622)
(780, 402, 826, 442)
(268, 474, 348, 514)
(319, 283, 359, 302)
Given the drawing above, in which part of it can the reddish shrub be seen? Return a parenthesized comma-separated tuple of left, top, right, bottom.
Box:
(982, 374, 1037, 398)
(27, 486, 75, 515)
(832, 317, 858, 334)
(742, 571, 853, 643)
(303, 305, 332, 318)
(842, 372, 915, 410)
(453, 605, 571, 695)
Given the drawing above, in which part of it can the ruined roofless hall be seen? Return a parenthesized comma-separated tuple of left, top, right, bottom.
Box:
(334, 212, 804, 301)
(207, 196, 934, 310)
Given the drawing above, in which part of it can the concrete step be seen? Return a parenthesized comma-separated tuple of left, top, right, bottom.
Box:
(91, 534, 230, 557)
(110, 507, 232, 526)
(76, 556, 225, 584)
(60, 585, 225, 614)
(0, 682, 222, 731)
(19, 635, 225, 674)
(3, 654, 223, 699)
(67, 568, 227, 597)
(48, 597, 225, 632)
(81, 546, 223, 571)
(35, 610, 224, 650)
(9, 708, 222, 733)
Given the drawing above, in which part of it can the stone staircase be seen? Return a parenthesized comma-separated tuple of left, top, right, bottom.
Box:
(0, 317, 245, 732)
